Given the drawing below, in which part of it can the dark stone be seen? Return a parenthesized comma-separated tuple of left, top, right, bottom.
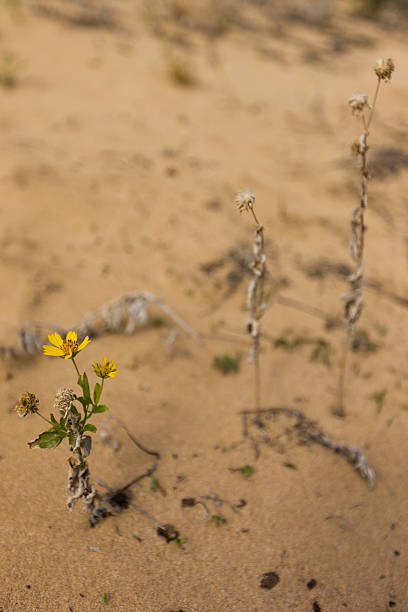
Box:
(157, 524, 179, 543)
(181, 498, 196, 507)
(260, 572, 280, 590)
(307, 579, 317, 590)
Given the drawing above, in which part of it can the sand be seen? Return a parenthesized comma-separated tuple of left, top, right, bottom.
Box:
(1, 1, 408, 610)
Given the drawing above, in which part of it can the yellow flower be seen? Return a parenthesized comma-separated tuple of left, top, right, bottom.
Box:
(93, 357, 119, 379)
(43, 330, 90, 360)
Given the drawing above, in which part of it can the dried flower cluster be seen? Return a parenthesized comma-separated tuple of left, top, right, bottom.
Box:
(234, 190, 255, 213)
(54, 388, 76, 418)
(374, 57, 395, 82)
(14, 392, 39, 418)
(348, 93, 369, 117)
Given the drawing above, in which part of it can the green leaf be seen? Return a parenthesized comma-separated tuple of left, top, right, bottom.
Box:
(93, 382, 102, 405)
(77, 373, 82, 387)
(29, 431, 64, 449)
(75, 397, 88, 409)
(82, 373, 91, 401)
(71, 405, 80, 417)
(50, 413, 58, 425)
(49, 424, 66, 434)
(92, 404, 109, 414)
(84, 423, 97, 433)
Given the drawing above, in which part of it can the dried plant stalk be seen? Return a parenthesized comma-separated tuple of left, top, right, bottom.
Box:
(0, 290, 199, 359)
(240, 406, 375, 488)
(234, 191, 267, 419)
(336, 58, 395, 417)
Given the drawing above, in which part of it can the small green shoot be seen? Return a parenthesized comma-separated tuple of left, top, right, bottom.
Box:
(173, 536, 187, 547)
(151, 317, 165, 327)
(150, 476, 166, 496)
(212, 354, 239, 374)
(103, 592, 109, 604)
(369, 389, 387, 414)
(211, 514, 227, 525)
(233, 464, 255, 477)
(309, 339, 331, 367)
(274, 330, 331, 366)
(351, 329, 379, 353)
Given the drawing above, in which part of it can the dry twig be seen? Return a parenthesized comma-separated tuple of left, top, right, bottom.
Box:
(234, 191, 267, 420)
(227, 405, 375, 488)
(337, 59, 394, 417)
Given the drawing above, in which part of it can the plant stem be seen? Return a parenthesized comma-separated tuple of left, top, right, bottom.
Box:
(254, 350, 261, 414)
(248, 207, 265, 421)
(250, 207, 260, 226)
(72, 357, 80, 379)
(76, 445, 86, 468)
(336, 328, 351, 418)
(366, 77, 381, 131)
(36, 411, 53, 425)
(338, 75, 382, 417)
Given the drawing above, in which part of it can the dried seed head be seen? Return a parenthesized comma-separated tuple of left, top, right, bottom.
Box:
(234, 190, 255, 213)
(374, 57, 395, 82)
(15, 392, 39, 418)
(54, 387, 76, 418)
(348, 93, 369, 116)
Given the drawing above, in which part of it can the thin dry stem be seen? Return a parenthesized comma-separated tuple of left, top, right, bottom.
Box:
(338, 71, 386, 417)
(236, 194, 267, 419)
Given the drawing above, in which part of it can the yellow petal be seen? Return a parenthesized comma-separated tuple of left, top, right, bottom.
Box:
(78, 336, 91, 351)
(48, 332, 63, 348)
(43, 344, 65, 357)
(66, 330, 77, 343)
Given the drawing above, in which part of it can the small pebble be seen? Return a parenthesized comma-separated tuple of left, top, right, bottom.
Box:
(260, 572, 280, 590)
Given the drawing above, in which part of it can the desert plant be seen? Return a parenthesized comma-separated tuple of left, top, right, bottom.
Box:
(234, 191, 266, 421)
(15, 330, 117, 513)
(336, 58, 395, 417)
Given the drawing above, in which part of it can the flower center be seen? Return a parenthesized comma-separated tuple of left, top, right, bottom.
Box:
(62, 339, 78, 355)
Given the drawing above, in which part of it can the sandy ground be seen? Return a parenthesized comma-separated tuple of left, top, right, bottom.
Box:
(1, 1, 408, 610)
